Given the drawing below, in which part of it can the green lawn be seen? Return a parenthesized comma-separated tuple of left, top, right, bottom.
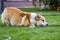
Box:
(0, 9, 60, 40)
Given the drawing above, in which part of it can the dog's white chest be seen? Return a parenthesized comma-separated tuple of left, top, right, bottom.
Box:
(30, 13, 37, 23)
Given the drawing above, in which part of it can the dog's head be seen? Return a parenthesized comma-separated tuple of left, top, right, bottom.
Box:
(35, 13, 48, 27)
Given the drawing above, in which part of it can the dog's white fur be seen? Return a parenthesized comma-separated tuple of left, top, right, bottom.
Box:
(30, 13, 37, 27)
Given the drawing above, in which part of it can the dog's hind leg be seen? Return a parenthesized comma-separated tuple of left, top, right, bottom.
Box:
(1, 17, 11, 26)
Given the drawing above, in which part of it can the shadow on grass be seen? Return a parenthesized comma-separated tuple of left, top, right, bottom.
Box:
(43, 14, 60, 16)
(48, 25, 60, 27)
(0, 24, 26, 27)
(0, 23, 60, 27)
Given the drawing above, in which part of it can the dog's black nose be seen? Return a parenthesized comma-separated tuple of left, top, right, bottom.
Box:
(46, 24, 48, 26)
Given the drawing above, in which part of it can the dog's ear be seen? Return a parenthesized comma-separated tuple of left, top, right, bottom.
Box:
(35, 14, 41, 21)
(35, 13, 43, 21)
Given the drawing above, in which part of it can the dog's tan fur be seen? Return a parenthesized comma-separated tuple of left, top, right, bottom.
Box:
(1, 7, 47, 27)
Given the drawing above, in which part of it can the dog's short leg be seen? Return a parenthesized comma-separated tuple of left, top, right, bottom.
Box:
(29, 23, 35, 27)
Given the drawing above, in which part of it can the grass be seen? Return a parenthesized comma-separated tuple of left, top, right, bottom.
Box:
(0, 8, 60, 40)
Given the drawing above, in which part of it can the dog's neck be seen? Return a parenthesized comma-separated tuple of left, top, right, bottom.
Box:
(30, 13, 37, 23)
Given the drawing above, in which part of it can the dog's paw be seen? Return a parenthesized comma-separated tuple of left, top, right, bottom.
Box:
(29, 25, 35, 28)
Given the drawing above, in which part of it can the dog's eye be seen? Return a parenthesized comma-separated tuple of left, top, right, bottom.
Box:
(42, 20, 44, 21)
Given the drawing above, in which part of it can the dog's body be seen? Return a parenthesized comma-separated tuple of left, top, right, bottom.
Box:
(1, 7, 30, 26)
(1, 7, 47, 27)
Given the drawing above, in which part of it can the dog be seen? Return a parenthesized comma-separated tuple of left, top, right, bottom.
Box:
(1, 7, 48, 27)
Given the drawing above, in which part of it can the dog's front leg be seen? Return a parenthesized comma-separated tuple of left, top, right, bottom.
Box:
(29, 23, 35, 27)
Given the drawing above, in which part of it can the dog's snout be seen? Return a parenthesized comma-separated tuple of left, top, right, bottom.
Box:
(40, 22, 48, 27)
